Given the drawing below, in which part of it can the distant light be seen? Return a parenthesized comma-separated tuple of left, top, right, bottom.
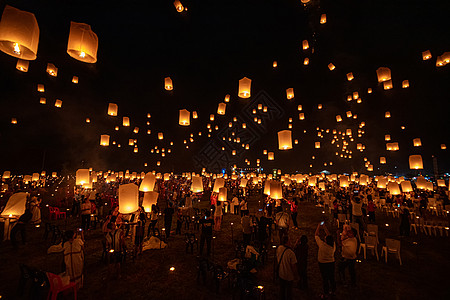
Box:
(109, 249, 114, 253)
(385, 223, 389, 227)
(170, 267, 175, 271)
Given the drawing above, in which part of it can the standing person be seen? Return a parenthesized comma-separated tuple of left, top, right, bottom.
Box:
(147, 204, 159, 237)
(276, 235, 299, 300)
(29, 197, 42, 225)
(240, 198, 248, 217)
(134, 206, 146, 256)
(315, 222, 336, 298)
(367, 197, 376, 223)
(351, 197, 364, 232)
(10, 207, 32, 248)
(106, 224, 126, 279)
(47, 230, 85, 288)
(199, 210, 214, 256)
(289, 199, 299, 229)
(275, 207, 292, 244)
(399, 208, 410, 237)
(71, 193, 81, 217)
(241, 211, 252, 245)
(214, 201, 223, 231)
(164, 202, 175, 238)
(338, 227, 357, 287)
(80, 196, 91, 231)
(231, 195, 240, 215)
(294, 235, 308, 290)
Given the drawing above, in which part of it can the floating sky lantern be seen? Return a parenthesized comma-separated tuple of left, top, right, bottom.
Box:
(100, 135, 110, 146)
(268, 152, 274, 160)
(409, 155, 423, 169)
(72, 76, 78, 83)
(385, 111, 391, 118)
(123, 117, 130, 126)
(336, 115, 342, 122)
(441, 144, 447, 150)
(315, 142, 321, 148)
(179, 109, 190, 126)
(119, 183, 139, 214)
(165, 77, 173, 90)
(383, 80, 393, 90)
(0, 5, 39, 60)
(218, 187, 227, 201)
(273, 61, 277, 68)
(302, 40, 309, 50)
(85, 118, 90, 123)
(67, 21, 98, 63)
(422, 50, 432, 60)
(37, 84, 44, 92)
(385, 134, 391, 141)
(39, 97, 46, 104)
(238, 77, 251, 98)
(191, 176, 203, 193)
(16, 59, 29, 72)
(217, 103, 226, 115)
(278, 130, 292, 150)
(402, 80, 409, 88)
(55, 99, 62, 108)
(108, 103, 118, 116)
(142, 191, 158, 213)
(76, 169, 90, 186)
(346, 72, 354, 81)
(376, 67, 391, 82)
(413, 138, 422, 147)
(173, 0, 184, 12)
(11, 118, 17, 124)
(328, 63, 335, 71)
(401, 181, 413, 192)
(46, 63, 57, 76)
(380, 157, 386, 164)
(269, 182, 283, 199)
(387, 182, 401, 195)
(320, 14, 327, 24)
(299, 113, 305, 120)
(303, 58, 309, 65)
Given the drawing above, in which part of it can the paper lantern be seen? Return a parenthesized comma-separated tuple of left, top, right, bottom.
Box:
(303, 58, 309, 65)
(10, 118, 17, 124)
(402, 80, 409, 88)
(173, 0, 184, 12)
(100, 135, 110, 146)
(55, 99, 62, 108)
(320, 14, 327, 24)
(51, 172, 57, 178)
(286, 88, 295, 99)
(16, 59, 29, 72)
(0, 6, 39, 60)
(318, 104, 322, 109)
(123, 117, 130, 126)
(346, 111, 352, 118)
(385, 111, 391, 118)
(302, 40, 309, 50)
(133, 127, 139, 134)
(238, 77, 251, 98)
(367, 164, 373, 172)
(217, 103, 226, 115)
(315, 142, 321, 149)
(76, 169, 90, 185)
(213, 178, 225, 193)
(72, 76, 78, 83)
(240, 178, 248, 188)
(191, 176, 203, 193)
(346, 73, 354, 81)
(387, 182, 401, 195)
(441, 144, 447, 150)
(163, 173, 170, 181)
(416, 177, 427, 189)
(23, 175, 31, 183)
(67, 21, 98, 63)
(400, 181, 413, 192)
(380, 157, 386, 164)
(385, 135, 391, 141)
(339, 175, 349, 187)
(413, 138, 422, 147)
(108, 103, 118, 116)
(360, 175, 369, 185)
(422, 50, 432, 60)
(299, 113, 305, 120)
(165, 77, 173, 90)
(37, 84, 44, 92)
(328, 63, 335, 71)
(376, 67, 391, 82)
(336, 115, 342, 122)
(179, 109, 190, 126)
(118, 183, 139, 214)
(409, 155, 423, 170)
(308, 176, 317, 187)
(383, 80, 393, 90)
(437, 179, 446, 187)
(269, 182, 283, 199)
(218, 187, 227, 201)
(278, 130, 292, 150)
(268, 152, 274, 160)
(142, 191, 158, 213)
(46, 63, 57, 76)
(158, 132, 163, 140)
(3, 171, 11, 179)
(242, 123, 246, 129)
(273, 61, 277, 68)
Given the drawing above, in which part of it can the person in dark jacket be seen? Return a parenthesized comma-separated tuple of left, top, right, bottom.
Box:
(164, 202, 175, 238)
(294, 235, 309, 289)
(11, 208, 32, 248)
(399, 208, 410, 237)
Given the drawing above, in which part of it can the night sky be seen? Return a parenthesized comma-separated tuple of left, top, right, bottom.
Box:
(0, 0, 449, 175)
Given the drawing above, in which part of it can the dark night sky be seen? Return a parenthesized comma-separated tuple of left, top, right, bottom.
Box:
(0, 0, 449, 175)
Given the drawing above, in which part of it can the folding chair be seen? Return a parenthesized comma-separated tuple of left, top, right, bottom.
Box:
(381, 238, 402, 265)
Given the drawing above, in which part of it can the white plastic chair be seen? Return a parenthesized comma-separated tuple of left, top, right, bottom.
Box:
(359, 235, 379, 261)
(381, 238, 402, 265)
(366, 224, 379, 243)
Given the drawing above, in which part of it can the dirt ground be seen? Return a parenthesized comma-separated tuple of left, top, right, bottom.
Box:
(1, 194, 450, 300)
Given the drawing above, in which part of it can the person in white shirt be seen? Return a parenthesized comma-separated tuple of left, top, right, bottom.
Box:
(315, 222, 336, 297)
(338, 227, 357, 286)
(275, 207, 292, 245)
(231, 196, 240, 215)
(214, 201, 223, 231)
(276, 235, 299, 300)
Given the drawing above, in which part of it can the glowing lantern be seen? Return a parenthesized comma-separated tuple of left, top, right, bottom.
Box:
(303, 58, 309, 65)
(238, 77, 251, 98)
(85, 118, 91, 123)
(441, 144, 447, 150)
(0, 6, 39, 60)
(387, 182, 401, 195)
(376, 67, 391, 82)
(368, 88, 372, 93)
(67, 21, 98, 63)
(346, 73, 354, 81)
(51, 172, 57, 178)
(46, 63, 57, 76)
(413, 138, 422, 147)
(294, 139, 298, 144)
(315, 142, 320, 148)
(218, 187, 227, 201)
(400, 181, 413, 192)
(158, 132, 164, 140)
(242, 123, 246, 129)
(367, 165, 373, 172)
(285, 88, 294, 99)
(336, 115, 342, 122)
(163, 173, 170, 181)
(191, 176, 203, 193)
(213, 178, 225, 193)
(179, 109, 190, 126)
(409, 155, 423, 170)
(437, 179, 446, 187)
(240, 178, 248, 188)
(269, 182, 283, 199)
(402, 80, 409, 88)
(278, 130, 292, 150)
(100, 135, 110, 146)
(299, 113, 305, 120)
(37, 84, 44, 92)
(11, 118, 17, 124)
(76, 169, 90, 186)
(346, 111, 352, 118)
(339, 175, 349, 187)
(133, 127, 139, 134)
(320, 14, 327, 24)
(16, 59, 29, 72)
(232, 150, 236, 156)
(273, 61, 277, 68)
(302, 40, 309, 50)
(122, 117, 130, 127)
(268, 152, 274, 160)
(142, 191, 158, 213)
(3, 171, 11, 179)
(55, 100, 62, 108)
(298, 105, 302, 111)
(385, 111, 391, 118)
(217, 103, 226, 115)
(164, 77, 173, 90)
(328, 63, 335, 71)
(383, 80, 393, 90)
(108, 103, 118, 116)
(360, 175, 369, 185)
(118, 183, 139, 214)
(385, 135, 391, 141)
(174, 1, 184, 12)
(422, 50, 432, 60)
(380, 157, 386, 164)
(72, 76, 78, 83)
